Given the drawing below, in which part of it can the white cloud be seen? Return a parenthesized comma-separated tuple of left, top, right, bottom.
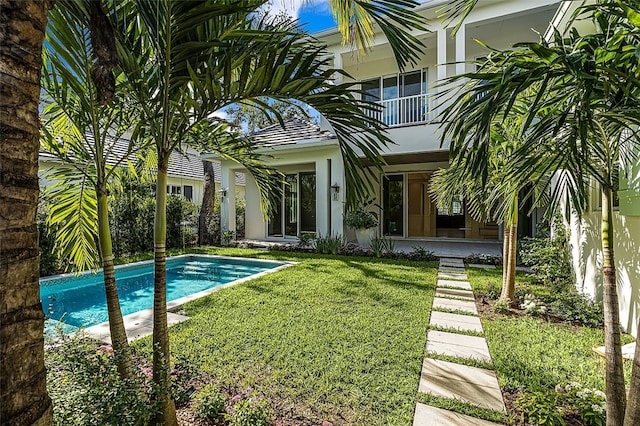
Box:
(261, 0, 330, 19)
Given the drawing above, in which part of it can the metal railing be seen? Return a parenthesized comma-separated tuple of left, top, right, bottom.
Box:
(365, 93, 430, 127)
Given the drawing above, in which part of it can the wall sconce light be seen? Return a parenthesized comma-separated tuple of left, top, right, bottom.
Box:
(219, 188, 228, 202)
(330, 183, 340, 201)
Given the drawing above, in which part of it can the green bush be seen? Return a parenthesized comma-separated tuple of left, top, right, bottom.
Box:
(315, 234, 344, 254)
(46, 334, 156, 425)
(344, 199, 378, 229)
(516, 390, 566, 426)
(38, 204, 63, 277)
(193, 383, 226, 419)
(549, 293, 603, 328)
(520, 219, 573, 292)
(227, 399, 271, 426)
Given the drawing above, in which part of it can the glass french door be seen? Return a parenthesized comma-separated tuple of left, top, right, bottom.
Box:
(383, 175, 404, 236)
(268, 173, 316, 237)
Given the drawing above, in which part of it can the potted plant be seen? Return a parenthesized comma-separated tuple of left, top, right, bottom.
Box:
(344, 200, 378, 248)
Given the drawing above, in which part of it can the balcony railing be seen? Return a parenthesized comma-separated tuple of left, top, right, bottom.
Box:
(365, 93, 430, 127)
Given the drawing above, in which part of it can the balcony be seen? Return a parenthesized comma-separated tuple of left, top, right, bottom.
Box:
(365, 93, 430, 127)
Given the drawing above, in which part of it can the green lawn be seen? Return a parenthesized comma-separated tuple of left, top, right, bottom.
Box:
(134, 248, 438, 425)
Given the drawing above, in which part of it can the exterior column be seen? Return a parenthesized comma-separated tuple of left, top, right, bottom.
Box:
(243, 173, 264, 240)
(315, 159, 330, 236)
(437, 27, 448, 119)
(455, 23, 466, 75)
(437, 28, 447, 82)
(220, 164, 236, 233)
(330, 154, 345, 236)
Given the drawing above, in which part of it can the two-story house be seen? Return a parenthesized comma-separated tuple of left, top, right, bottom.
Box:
(211, 0, 560, 242)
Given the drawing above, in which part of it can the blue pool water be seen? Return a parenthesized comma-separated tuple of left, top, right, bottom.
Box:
(40, 255, 284, 331)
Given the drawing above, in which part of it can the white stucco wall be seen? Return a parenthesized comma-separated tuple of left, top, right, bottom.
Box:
(220, 143, 345, 240)
(567, 210, 640, 337)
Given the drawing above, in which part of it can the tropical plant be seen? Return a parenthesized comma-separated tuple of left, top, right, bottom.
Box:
(431, 96, 548, 304)
(41, 0, 136, 379)
(344, 199, 379, 229)
(436, 2, 640, 424)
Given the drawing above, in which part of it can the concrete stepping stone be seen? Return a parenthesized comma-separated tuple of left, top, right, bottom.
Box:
(414, 403, 504, 425)
(433, 297, 477, 314)
(440, 260, 465, 267)
(418, 358, 506, 413)
(467, 264, 496, 270)
(426, 330, 492, 363)
(439, 266, 466, 273)
(435, 287, 475, 301)
(437, 279, 472, 290)
(430, 311, 484, 333)
(438, 272, 468, 280)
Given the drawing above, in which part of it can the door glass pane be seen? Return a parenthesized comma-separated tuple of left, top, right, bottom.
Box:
(362, 78, 380, 101)
(300, 172, 316, 233)
(382, 76, 398, 100)
(284, 174, 298, 236)
(402, 71, 422, 97)
(268, 189, 282, 236)
(383, 175, 403, 236)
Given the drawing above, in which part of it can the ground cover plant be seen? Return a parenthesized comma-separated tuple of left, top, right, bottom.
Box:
(467, 268, 634, 425)
(46, 248, 437, 425)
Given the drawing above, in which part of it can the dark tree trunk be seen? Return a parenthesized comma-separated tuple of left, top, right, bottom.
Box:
(198, 160, 216, 246)
(0, 0, 54, 424)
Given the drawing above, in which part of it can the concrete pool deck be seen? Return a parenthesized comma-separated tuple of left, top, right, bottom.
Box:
(85, 309, 189, 344)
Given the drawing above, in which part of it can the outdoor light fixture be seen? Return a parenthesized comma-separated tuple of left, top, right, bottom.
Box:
(331, 182, 340, 201)
(219, 188, 227, 202)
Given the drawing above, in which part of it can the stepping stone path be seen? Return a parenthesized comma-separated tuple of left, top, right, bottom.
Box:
(413, 257, 506, 425)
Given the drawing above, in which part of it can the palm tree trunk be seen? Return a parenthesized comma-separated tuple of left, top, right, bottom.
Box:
(0, 1, 53, 424)
(97, 191, 132, 379)
(502, 225, 509, 290)
(152, 159, 178, 426)
(601, 187, 626, 426)
(501, 199, 518, 303)
(198, 160, 216, 246)
(624, 316, 640, 425)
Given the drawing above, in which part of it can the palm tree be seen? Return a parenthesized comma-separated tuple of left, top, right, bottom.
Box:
(431, 108, 546, 303)
(40, 0, 137, 379)
(437, 3, 640, 424)
(0, 1, 54, 424)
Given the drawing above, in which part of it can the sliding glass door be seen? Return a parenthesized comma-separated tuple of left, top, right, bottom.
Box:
(268, 172, 316, 237)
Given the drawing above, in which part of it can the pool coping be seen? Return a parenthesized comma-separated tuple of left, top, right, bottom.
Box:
(45, 254, 296, 343)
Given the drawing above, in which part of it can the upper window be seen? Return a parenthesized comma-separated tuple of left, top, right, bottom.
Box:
(361, 69, 428, 126)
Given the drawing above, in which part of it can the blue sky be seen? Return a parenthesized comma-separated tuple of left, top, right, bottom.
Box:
(263, 0, 337, 34)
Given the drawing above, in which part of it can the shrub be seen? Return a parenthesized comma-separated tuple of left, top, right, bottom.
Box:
(520, 218, 573, 292)
(494, 298, 511, 314)
(549, 293, 603, 328)
(297, 232, 316, 249)
(371, 237, 395, 257)
(38, 201, 63, 276)
(337, 242, 373, 257)
(516, 390, 566, 426)
(227, 399, 271, 426)
(521, 293, 547, 316)
(46, 334, 156, 425)
(563, 382, 606, 426)
(464, 253, 503, 265)
(315, 234, 344, 254)
(193, 383, 226, 419)
(407, 246, 437, 262)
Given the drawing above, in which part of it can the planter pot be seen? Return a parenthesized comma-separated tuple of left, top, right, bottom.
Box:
(355, 228, 375, 248)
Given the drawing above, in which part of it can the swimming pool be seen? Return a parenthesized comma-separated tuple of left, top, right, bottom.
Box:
(40, 254, 287, 332)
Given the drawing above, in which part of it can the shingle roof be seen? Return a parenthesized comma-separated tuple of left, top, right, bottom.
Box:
(251, 116, 335, 147)
(40, 133, 245, 186)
